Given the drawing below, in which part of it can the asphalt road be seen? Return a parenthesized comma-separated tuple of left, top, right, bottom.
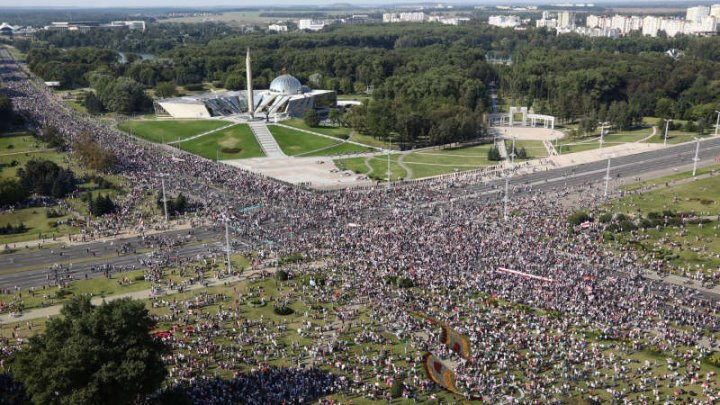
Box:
(2, 137, 720, 290)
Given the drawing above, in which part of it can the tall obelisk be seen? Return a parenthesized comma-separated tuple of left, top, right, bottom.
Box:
(246, 48, 254, 118)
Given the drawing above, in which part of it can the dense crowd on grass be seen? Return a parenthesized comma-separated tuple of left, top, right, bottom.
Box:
(2, 45, 720, 404)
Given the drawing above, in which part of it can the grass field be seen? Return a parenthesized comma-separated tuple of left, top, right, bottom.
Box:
(118, 120, 231, 144)
(269, 125, 371, 157)
(282, 119, 394, 150)
(334, 155, 408, 181)
(504, 139, 549, 159)
(335, 143, 501, 180)
(176, 124, 264, 160)
(557, 127, 655, 154)
(602, 168, 720, 275)
(0, 206, 77, 245)
(0, 132, 65, 180)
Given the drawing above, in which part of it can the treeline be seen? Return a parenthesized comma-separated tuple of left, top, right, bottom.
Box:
(503, 42, 720, 130)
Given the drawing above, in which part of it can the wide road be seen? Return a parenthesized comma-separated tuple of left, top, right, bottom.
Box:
(2, 137, 720, 289)
(0, 227, 225, 289)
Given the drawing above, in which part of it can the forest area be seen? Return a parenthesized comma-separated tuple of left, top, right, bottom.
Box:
(15, 21, 720, 147)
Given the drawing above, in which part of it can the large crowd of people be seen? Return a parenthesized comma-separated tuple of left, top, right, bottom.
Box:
(1, 46, 720, 403)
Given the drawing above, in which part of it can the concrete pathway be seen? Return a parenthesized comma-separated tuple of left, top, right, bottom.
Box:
(167, 122, 237, 145)
(543, 139, 558, 156)
(397, 153, 413, 179)
(249, 121, 285, 158)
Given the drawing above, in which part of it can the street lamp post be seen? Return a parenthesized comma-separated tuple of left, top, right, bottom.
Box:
(663, 119, 672, 147)
(603, 157, 612, 198)
(503, 176, 510, 221)
(692, 138, 700, 177)
(510, 136, 516, 167)
(159, 174, 169, 222)
(225, 217, 232, 275)
(715, 110, 720, 137)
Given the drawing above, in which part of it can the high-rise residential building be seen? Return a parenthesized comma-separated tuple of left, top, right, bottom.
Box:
(558, 11, 576, 29)
(686, 5, 710, 22)
(710, 4, 720, 18)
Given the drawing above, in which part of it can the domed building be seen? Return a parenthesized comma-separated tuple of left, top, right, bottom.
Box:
(269, 74, 304, 95)
(155, 52, 337, 119)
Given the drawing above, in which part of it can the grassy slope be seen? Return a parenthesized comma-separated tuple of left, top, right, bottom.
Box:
(269, 125, 370, 157)
(118, 120, 230, 144)
(178, 124, 264, 160)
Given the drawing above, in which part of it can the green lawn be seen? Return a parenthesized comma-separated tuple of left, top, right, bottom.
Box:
(504, 140, 549, 159)
(176, 124, 264, 160)
(117, 119, 231, 144)
(269, 125, 370, 157)
(603, 168, 720, 275)
(0, 132, 65, 180)
(335, 143, 501, 180)
(282, 119, 392, 150)
(608, 174, 720, 217)
(334, 155, 408, 181)
(282, 119, 351, 139)
(0, 206, 77, 245)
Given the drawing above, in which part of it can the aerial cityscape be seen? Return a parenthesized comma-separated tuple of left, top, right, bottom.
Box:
(1, 1, 720, 404)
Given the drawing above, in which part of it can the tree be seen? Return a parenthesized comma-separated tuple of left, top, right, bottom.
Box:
(304, 109, 320, 127)
(83, 91, 104, 115)
(154, 82, 177, 99)
(0, 178, 28, 206)
(223, 74, 244, 91)
(88, 193, 117, 216)
(73, 132, 117, 172)
(0, 93, 14, 129)
(487, 146, 502, 161)
(17, 160, 77, 197)
(10, 296, 167, 405)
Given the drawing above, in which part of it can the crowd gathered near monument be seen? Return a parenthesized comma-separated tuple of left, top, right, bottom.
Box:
(2, 49, 720, 404)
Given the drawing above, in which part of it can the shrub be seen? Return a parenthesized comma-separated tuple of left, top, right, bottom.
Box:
(568, 210, 591, 226)
(390, 378, 403, 399)
(274, 306, 294, 316)
(702, 352, 720, 368)
(134, 275, 145, 281)
(276, 270, 289, 281)
(398, 278, 414, 288)
(598, 212, 612, 223)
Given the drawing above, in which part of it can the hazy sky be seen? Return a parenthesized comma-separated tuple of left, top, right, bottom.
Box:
(0, 0, 668, 8)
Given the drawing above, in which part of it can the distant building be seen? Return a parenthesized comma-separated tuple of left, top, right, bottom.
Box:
(687, 5, 710, 22)
(488, 15, 522, 28)
(382, 12, 426, 23)
(558, 11, 576, 29)
(268, 24, 288, 32)
(578, 4, 720, 38)
(44, 20, 145, 33)
(297, 19, 328, 31)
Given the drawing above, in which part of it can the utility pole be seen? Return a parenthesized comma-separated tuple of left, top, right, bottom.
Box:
(598, 122, 609, 150)
(503, 176, 509, 221)
(225, 218, 232, 275)
(160, 174, 168, 222)
(603, 157, 611, 198)
(664, 119, 672, 147)
(510, 136, 516, 167)
(386, 142, 391, 192)
(692, 138, 700, 177)
(715, 110, 720, 137)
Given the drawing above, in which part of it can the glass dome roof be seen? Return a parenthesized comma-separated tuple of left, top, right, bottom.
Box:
(269, 74, 304, 94)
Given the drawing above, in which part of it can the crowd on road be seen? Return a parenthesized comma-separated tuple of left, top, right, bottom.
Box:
(2, 48, 720, 404)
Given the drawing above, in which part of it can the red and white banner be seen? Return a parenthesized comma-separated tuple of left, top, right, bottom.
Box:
(497, 267, 555, 283)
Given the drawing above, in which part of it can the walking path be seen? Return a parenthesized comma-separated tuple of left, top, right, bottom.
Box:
(249, 121, 285, 158)
(543, 139, 558, 156)
(166, 122, 237, 145)
(396, 153, 413, 179)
